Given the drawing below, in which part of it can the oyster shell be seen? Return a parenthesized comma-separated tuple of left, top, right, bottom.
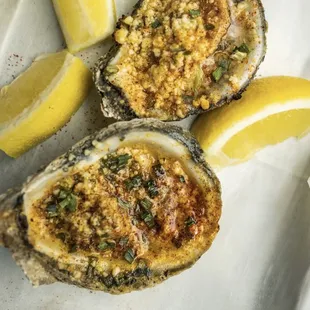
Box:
(0, 119, 221, 294)
(94, 0, 267, 121)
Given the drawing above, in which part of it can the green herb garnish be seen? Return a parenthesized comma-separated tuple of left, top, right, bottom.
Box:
(59, 194, 77, 212)
(119, 237, 129, 247)
(145, 179, 159, 198)
(212, 67, 224, 82)
(98, 240, 115, 251)
(212, 58, 231, 82)
(124, 248, 135, 264)
(58, 190, 69, 199)
(139, 198, 153, 210)
(185, 216, 196, 227)
(205, 23, 215, 30)
(98, 241, 109, 251)
(218, 59, 231, 71)
(67, 194, 77, 212)
(235, 43, 250, 54)
(179, 176, 186, 183)
(124, 175, 143, 191)
(117, 197, 132, 209)
(46, 204, 58, 218)
(189, 9, 200, 18)
(141, 212, 155, 228)
(101, 154, 132, 173)
(151, 19, 161, 28)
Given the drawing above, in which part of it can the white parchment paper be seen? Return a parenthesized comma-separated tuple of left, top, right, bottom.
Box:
(0, 0, 309, 309)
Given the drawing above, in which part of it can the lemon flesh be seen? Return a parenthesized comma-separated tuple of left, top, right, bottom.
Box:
(0, 50, 92, 158)
(191, 76, 310, 168)
(53, 0, 116, 53)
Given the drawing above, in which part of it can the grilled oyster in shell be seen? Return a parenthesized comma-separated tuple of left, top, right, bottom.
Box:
(0, 119, 222, 294)
(94, 0, 267, 121)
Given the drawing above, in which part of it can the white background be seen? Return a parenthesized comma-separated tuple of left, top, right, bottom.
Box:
(0, 0, 310, 309)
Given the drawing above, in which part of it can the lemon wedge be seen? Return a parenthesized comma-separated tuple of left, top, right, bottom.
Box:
(53, 0, 116, 53)
(0, 50, 92, 158)
(191, 76, 310, 168)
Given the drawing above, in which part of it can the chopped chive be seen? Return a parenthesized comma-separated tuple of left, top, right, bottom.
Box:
(46, 204, 58, 218)
(185, 216, 196, 227)
(151, 19, 161, 28)
(107, 240, 116, 248)
(98, 240, 115, 251)
(98, 241, 109, 251)
(101, 154, 132, 173)
(179, 176, 186, 183)
(119, 237, 129, 247)
(124, 248, 135, 264)
(58, 190, 69, 199)
(218, 59, 231, 71)
(139, 198, 153, 211)
(67, 194, 77, 212)
(141, 212, 155, 228)
(124, 175, 143, 191)
(205, 23, 215, 30)
(59, 194, 77, 212)
(189, 9, 200, 18)
(145, 179, 159, 198)
(59, 198, 69, 209)
(182, 95, 194, 104)
(117, 197, 132, 209)
(235, 43, 250, 54)
(212, 66, 224, 82)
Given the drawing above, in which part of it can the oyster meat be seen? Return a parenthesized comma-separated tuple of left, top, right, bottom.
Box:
(0, 119, 222, 294)
(95, 0, 267, 121)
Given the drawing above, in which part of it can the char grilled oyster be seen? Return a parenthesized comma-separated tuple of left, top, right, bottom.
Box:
(0, 119, 221, 294)
(94, 0, 267, 121)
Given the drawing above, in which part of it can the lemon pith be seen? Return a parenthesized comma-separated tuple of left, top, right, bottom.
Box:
(191, 76, 310, 168)
(0, 50, 92, 158)
(53, 0, 116, 53)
